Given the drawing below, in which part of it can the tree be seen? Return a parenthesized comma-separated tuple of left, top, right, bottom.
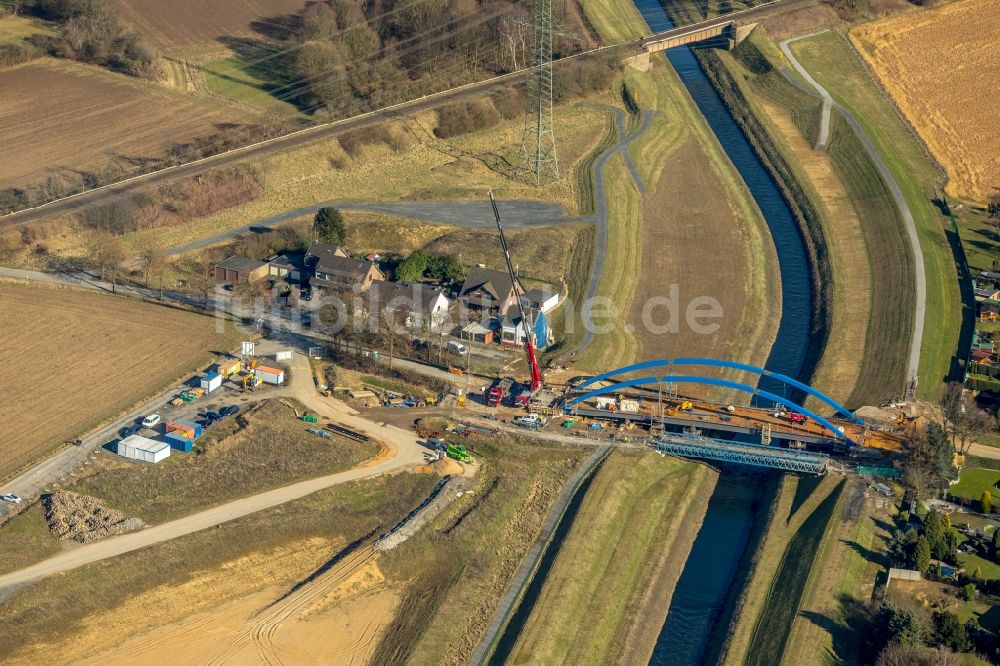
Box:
(395, 250, 429, 282)
(138, 237, 165, 288)
(988, 191, 1000, 219)
(964, 583, 976, 602)
(915, 536, 931, 574)
(86, 230, 125, 294)
(313, 207, 346, 246)
(426, 253, 466, 283)
(934, 611, 971, 652)
(925, 511, 946, 553)
(991, 527, 1000, 559)
(982, 490, 992, 514)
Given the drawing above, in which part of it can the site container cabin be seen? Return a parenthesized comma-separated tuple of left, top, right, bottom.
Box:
(254, 365, 285, 385)
(117, 435, 170, 463)
(200, 372, 222, 393)
(166, 420, 201, 439)
(165, 432, 194, 453)
(217, 359, 241, 378)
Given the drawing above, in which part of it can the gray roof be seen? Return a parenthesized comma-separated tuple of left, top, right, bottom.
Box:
(215, 255, 266, 272)
(369, 281, 447, 313)
(316, 255, 383, 280)
(524, 288, 557, 302)
(268, 253, 306, 270)
(460, 266, 515, 301)
(306, 242, 347, 263)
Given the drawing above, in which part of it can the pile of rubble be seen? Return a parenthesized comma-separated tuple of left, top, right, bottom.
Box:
(42, 491, 143, 543)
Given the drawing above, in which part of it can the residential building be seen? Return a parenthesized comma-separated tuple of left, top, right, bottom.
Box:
(522, 288, 560, 313)
(459, 266, 518, 316)
(500, 315, 527, 349)
(312, 254, 385, 292)
(266, 253, 307, 282)
(368, 281, 452, 331)
(213, 256, 269, 284)
(306, 242, 348, 267)
(975, 285, 1000, 302)
(979, 302, 1000, 322)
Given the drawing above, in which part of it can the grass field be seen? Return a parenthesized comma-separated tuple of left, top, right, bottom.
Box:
(0, 504, 61, 577)
(0, 283, 240, 482)
(850, 0, 1000, 202)
(506, 451, 715, 664)
(371, 435, 586, 664)
(744, 478, 845, 666)
(949, 467, 1000, 502)
(202, 55, 301, 115)
(70, 399, 378, 523)
(0, 58, 246, 191)
(0, 13, 52, 41)
(789, 31, 963, 402)
(0, 471, 437, 664)
(955, 205, 1000, 275)
(959, 553, 1000, 581)
(115, 0, 307, 56)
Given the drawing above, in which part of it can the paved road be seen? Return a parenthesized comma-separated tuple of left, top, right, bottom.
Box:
(779, 33, 832, 149)
(0, 347, 432, 596)
(0, 0, 813, 229)
(780, 31, 926, 391)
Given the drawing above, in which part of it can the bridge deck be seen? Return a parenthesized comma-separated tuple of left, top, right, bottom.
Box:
(654, 433, 830, 474)
(563, 390, 904, 453)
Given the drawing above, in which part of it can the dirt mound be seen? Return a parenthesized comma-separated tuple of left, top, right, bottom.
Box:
(42, 491, 143, 543)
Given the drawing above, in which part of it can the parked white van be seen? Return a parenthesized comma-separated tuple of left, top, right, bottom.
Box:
(447, 340, 468, 356)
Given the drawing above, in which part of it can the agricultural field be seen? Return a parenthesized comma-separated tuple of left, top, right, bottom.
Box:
(0, 471, 438, 664)
(114, 0, 307, 56)
(0, 58, 247, 192)
(789, 31, 962, 402)
(202, 55, 301, 115)
(851, 0, 1000, 202)
(0, 283, 240, 481)
(504, 451, 716, 664)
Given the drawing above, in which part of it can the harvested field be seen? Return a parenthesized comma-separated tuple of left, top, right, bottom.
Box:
(507, 451, 717, 665)
(851, 0, 1000, 202)
(114, 0, 307, 55)
(0, 59, 245, 191)
(0, 283, 239, 481)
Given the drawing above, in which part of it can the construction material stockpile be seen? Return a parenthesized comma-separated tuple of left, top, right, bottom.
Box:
(42, 491, 143, 543)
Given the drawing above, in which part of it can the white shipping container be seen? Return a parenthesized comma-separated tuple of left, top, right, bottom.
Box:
(595, 397, 616, 410)
(117, 435, 171, 463)
(618, 399, 640, 413)
(201, 374, 222, 393)
(254, 368, 285, 385)
(275, 350, 293, 361)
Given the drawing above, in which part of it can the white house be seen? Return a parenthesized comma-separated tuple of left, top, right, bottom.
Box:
(522, 288, 560, 313)
(368, 281, 452, 331)
(500, 315, 528, 348)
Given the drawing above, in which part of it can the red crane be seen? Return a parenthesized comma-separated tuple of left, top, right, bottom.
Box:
(488, 190, 543, 392)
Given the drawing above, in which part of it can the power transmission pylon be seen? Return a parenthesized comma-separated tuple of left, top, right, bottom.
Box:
(512, 0, 576, 186)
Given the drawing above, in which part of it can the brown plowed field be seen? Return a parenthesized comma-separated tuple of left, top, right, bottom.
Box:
(0, 59, 245, 191)
(851, 0, 1000, 202)
(0, 283, 238, 481)
(115, 0, 307, 55)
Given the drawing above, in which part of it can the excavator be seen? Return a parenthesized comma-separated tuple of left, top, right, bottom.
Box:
(488, 190, 543, 396)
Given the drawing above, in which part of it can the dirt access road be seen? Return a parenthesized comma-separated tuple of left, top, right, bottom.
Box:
(0, 347, 439, 597)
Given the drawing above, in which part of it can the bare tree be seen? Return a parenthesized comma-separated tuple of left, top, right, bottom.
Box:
(138, 237, 165, 288)
(86, 231, 125, 294)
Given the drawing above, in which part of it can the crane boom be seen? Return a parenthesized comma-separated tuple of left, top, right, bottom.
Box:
(488, 190, 543, 392)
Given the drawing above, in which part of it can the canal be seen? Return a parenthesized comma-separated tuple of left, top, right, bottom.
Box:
(633, 1, 816, 664)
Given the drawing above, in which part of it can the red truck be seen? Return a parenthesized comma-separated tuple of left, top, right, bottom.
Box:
(788, 412, 807, 425)
(487, 378, 513, 407)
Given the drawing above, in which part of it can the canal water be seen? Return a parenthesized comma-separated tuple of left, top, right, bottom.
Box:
(631, 1, 815, 664)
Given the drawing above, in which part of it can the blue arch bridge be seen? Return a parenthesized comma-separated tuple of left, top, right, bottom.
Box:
(555, 358, 906, 476)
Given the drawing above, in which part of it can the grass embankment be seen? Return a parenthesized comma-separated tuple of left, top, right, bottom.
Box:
(370, 434, 586, 665)
(572, 0, 780, 374)
(743, 477, 846, 666)
(696, 43, 831, 393)
(505, 451, 716, 664)
(0, 505, 60, 576)
(70, 399, 378, 523)
(202, 55, 302, 115)
(0, 472, 439, 664)
(789, 31, 962, 401)
(0, 282, 241, 482)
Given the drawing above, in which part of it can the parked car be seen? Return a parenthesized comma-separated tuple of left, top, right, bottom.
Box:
(220, 405, 240, 417)
(1, 494, 22, 505)
(118, 424, 139, 438)
(141, 414, 161, 429)
(447, 340, 468, 356)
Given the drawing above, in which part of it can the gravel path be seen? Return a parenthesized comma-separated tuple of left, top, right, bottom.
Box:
(779, 33, 926, 392)
(779, 32, 833, 150)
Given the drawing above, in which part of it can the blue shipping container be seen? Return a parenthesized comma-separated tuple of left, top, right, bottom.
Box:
(173, 419, 203, 439)
(165, 432, 193, 452)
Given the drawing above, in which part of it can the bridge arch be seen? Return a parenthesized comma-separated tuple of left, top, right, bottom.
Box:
(566, 375, 852, 442)
(575, 358, 860, 423)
